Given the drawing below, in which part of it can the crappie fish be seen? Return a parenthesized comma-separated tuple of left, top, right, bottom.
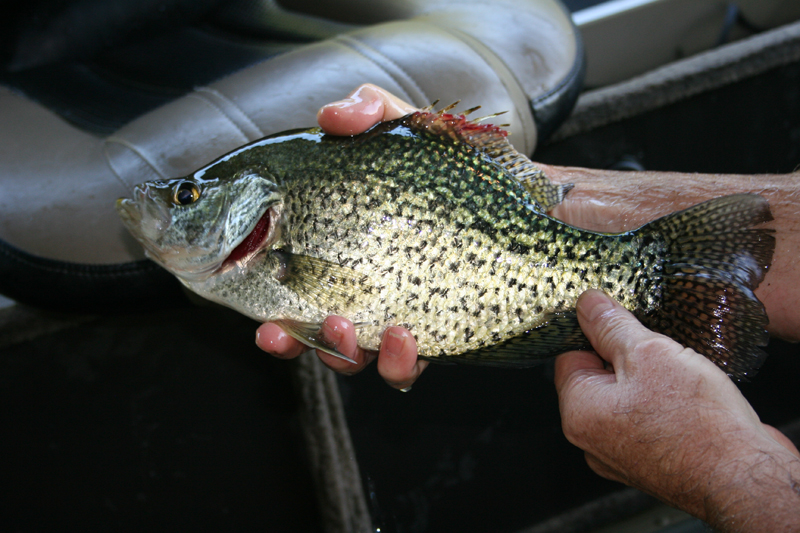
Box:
(116, 107, 775, 380)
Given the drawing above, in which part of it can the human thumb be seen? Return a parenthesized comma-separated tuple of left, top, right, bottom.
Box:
(575, 289, 681, 376)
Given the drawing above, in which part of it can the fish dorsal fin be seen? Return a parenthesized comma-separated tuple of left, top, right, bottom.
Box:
(404, 105, 573, 211)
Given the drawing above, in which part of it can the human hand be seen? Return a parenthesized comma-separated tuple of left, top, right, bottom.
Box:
(555, 289, 800, 530)
(256, 317, 426, 390)
(255, 84, 426, 389)
(315, 83, 417, 136)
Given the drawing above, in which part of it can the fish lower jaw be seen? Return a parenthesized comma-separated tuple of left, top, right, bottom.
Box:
(149, 250, 225, 283)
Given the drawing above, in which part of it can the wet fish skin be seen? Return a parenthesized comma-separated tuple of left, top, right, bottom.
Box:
(117, 111, 774, 380)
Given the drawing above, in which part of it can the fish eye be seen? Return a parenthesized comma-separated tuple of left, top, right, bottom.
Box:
(173, 181, 201, 206)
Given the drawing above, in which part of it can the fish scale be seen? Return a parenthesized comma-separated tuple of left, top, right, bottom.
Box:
(117, 109, 775, 380)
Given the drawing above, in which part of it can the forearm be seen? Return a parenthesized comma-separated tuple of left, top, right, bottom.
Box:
(699, 437, 800, 532)
(542, 164, 800, 341)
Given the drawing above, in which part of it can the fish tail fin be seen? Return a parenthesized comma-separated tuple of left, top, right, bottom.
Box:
(639, 194, 775, 381)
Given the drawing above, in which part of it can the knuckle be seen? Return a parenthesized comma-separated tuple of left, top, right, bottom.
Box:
(631, 336, 680, 359)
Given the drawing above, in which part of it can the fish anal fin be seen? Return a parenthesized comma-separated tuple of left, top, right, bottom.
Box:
(425, 311, 588, 367)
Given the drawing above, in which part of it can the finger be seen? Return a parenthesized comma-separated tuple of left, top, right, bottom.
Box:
(377, 327, 427, 391)
(763, 424, 800, 458)
(256, 322, 307, 359)
(554, 350, 615, 450)
(317, 83, 417, 136)
(317, 316, 376, 374)
(553, 349, 612, 397)
(575, 289, 680, 374)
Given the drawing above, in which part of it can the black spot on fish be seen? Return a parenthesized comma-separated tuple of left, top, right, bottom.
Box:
(465, 327, 475, 342)
(490, 304, 500, 315)
(508, 278, 517, 288)
(507, 242, 530, 255)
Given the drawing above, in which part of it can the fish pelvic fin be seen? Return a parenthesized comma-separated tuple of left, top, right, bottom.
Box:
(638, 194, 775, 381)
(271, 319, 357, 364)
(403, 106, 572, 211)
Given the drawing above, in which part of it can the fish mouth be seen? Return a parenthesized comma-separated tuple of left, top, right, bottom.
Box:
(116, 197, 142, 232)
(219, 206, 278, 272)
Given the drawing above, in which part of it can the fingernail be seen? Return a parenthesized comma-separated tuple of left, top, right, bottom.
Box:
(383, 329, 406, 358)
(579, 290, 615, 323)
(323, 98, 356, 110)
(399, 385, 412, 393)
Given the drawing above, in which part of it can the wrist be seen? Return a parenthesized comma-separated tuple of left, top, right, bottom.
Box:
(693, 433, 800, 532)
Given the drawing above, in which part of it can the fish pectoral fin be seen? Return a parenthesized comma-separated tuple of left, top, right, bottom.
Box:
(429, 311, 588, 367)
(271, 318, 357, 364)
(273, 250, 375, 312)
